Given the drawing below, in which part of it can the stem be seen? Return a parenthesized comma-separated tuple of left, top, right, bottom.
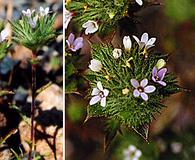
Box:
(28, 52, 37, 160)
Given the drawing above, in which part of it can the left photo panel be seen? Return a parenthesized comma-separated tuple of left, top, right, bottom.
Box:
(0, 1, 63, 160)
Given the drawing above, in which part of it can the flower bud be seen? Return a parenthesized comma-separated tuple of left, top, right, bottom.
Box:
(156, 59, 166, 70)
(122, 88, 129, 95)
(112, 48, 122, 59)
(123, 36, 132, 52)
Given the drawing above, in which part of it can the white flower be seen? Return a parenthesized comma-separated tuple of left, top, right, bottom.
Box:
(135, 0, 143, 6)
(28, 15, 38, 28)
(89, 81, 109, 107)
(171, 142, 183, 154)
(132, 32, 156, 50)
(0, 27, 9, 42)
(22, 9, 35, 18)
(123, 36, 132, 52)
(82, 20, 98, 35)
(65, 7, 73, 29)
(123, 145, 142, 160)
(113, 48, 122, 59)
(89, 59, 102, 72)
(39, 6, 50, 16)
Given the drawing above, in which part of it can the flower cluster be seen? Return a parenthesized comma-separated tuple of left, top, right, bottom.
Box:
(85, 30, 180, 137)
(22, 7, 50, 28)
(88, 32, 167, 105)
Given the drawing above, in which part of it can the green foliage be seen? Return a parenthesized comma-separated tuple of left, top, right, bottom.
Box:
(11, 13, 57, 52)
(85, 43, 181, 139)
(66, 0, 131, 35)
(164, 0, 195, 23)
(0, 42, 10, 60)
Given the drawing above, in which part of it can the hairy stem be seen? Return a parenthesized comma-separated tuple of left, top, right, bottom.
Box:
(28, 52, 37, 160)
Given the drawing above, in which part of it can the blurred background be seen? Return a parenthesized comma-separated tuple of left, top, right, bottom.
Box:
(0, 0, 63, 159)
(65, 0, 195, 159)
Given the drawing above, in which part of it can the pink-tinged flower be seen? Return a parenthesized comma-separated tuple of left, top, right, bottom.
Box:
(152, 67, 167, 86)
(82, 20, 98, 35)
(65, 8, 73, 29)
(135, 0, 143, 6)
(22, 9, 35, 18)
(66, 33, 84, 52)
(88, 59, 102, 72)
(132, 32, 156, 50)
(131, 78, 156, 101)
(89, 81, 109, 107)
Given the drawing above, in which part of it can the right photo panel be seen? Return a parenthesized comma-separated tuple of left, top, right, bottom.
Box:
(65, 0, 195, 160)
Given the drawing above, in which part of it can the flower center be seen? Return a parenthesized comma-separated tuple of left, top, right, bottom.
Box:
(155, 75, 159, 81)
(129, 151, 136, 158)
(99, 91, 105, 98)
(138, 86, 144, 93)
(70, 44, 75, 49)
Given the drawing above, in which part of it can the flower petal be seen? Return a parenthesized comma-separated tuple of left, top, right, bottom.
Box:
(146, 38, 156, 46)
(152, 67, 157, 76)
(140, 78, 148, 87)
(157, 81, 166, 86)
(135, 0, 143, 5)
(85, 26, 98, 34)
(133, 89, 140, 97)
(103, 89, 109, 97)
(132, 35, 140, 44)
(152, 76, 157, 83)
(97, 81, 103, 91)
(145, 44, 155, 49)
(140, 93, 148, 101)
(68, 33, 75, 44)
(91, 88, 100, 96)
(101, 97, 106, 107)
(131, 79, 139, 88)
(135, 150, 142, 157)
(158, 68, 167, 80)
(74, 41, 84, 51)
(144, 85, 156, 93)
(141, 33, 148, 44)
(128, 145, 136, 152)
(89, 95, 101, 105)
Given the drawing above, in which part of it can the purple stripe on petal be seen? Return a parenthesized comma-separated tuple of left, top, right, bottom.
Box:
(133, 89, 140, 97)
(140, 93, 148, 101)
(158, 68, 167, 80)
(157, 81, 166, 86)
